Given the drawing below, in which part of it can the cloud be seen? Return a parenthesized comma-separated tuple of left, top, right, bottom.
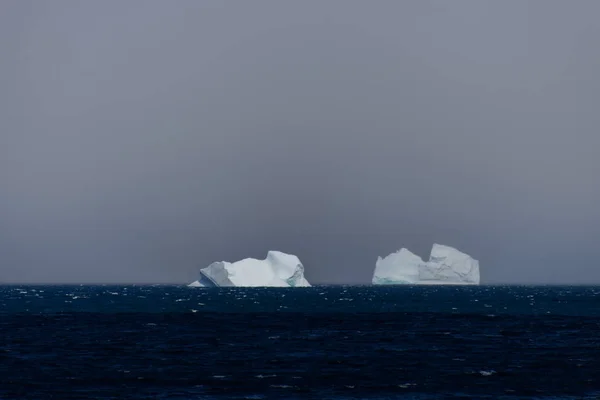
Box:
(1, 1, 599, 283)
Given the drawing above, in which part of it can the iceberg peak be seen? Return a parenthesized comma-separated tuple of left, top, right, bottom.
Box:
(373, 244, 480, 285)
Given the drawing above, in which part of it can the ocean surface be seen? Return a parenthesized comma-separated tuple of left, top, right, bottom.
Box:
(1, 285, 600, 399)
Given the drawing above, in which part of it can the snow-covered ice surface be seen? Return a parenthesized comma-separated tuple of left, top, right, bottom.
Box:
(373, 243, 480, 285)
(189, 251, 311, 288)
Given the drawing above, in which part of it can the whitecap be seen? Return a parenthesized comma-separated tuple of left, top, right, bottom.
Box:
(479, 370, 496, 376)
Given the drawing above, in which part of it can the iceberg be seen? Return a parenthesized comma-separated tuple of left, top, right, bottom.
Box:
(188, 251, 311, 287)
(373, 243, 480, 285)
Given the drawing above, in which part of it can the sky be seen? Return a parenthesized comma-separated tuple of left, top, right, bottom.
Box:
(1, 0, 599, 284)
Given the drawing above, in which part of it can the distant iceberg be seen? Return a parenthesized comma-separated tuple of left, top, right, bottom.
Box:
(188, 251, 311, 287)
(373, 244, 480, 285)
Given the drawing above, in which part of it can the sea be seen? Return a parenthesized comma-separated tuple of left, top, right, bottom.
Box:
(1, 285, 599, 399)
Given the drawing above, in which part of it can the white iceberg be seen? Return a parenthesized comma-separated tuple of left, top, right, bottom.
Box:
(188, 251, 311, 287)
(373, 244, 480, 285)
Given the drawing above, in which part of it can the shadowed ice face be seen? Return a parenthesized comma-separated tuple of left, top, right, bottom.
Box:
(1, 1, 599, 284)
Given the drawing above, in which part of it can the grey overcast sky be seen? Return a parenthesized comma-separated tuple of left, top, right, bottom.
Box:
(1, 0, 599, 284)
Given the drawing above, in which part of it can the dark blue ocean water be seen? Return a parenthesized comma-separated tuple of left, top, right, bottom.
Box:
(1, 285, 600, 399)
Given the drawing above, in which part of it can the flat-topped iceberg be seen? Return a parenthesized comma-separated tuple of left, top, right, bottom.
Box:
(188, 251, 311, 287)
(373, 244, 480, 285)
